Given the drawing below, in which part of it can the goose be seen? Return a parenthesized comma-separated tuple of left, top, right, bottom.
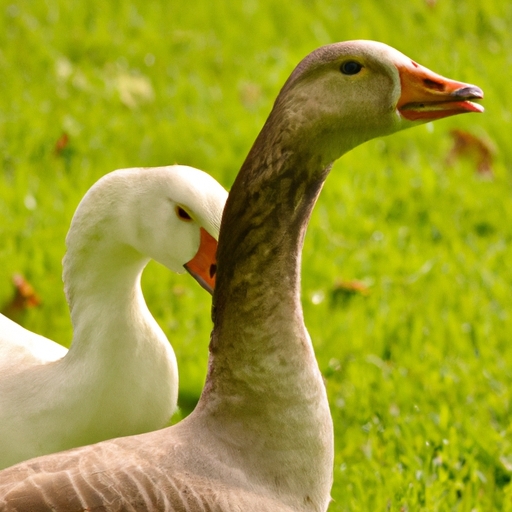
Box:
(0, 41, 483, 511)
(0, 164, 228, 470)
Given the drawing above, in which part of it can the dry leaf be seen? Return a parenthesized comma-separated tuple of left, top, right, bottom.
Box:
(446, 129, 495, 177)
(1, 274, 41, 323)
(331, 279, 370, 305)
(54, 132, 70, 156)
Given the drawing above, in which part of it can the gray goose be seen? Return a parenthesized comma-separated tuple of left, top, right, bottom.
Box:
(0, 41, 482, 511)
(0, 165, 227, 470)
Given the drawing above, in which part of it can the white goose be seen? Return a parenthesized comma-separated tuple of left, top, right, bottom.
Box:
(0, 165, 227, 470)
(0, 41, 483, 510)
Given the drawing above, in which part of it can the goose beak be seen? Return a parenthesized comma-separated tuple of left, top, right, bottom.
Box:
(184, 228, 218, 294)
(396, 60, 484, 122)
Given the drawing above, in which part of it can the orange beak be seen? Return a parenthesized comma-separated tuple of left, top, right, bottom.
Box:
(396, 60, 484, 121)
(184, 228, 218, 294)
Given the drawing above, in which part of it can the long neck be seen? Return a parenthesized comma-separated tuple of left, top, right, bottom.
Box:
(50, 234, 177, 437)
(64, 242, 152, 364)
(211, 107, 334, 344)
(196, 110, 338, 509)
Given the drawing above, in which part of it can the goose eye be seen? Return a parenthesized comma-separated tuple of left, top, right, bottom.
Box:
(175, 206, 192, 221)
(340, 61, 363, 75)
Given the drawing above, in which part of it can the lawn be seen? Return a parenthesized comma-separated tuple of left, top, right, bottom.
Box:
(1, 0, 511, 510)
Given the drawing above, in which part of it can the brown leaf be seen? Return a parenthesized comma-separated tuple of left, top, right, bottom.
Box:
(54, 132, 70, 156)
(1, 273, 41, 323)
(446, 129, 494, 177)
(331, 279, 370, 305)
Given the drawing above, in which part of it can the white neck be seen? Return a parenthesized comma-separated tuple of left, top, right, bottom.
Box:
(45, 234, 177, 447)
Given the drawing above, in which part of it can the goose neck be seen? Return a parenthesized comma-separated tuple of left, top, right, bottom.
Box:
(63, 241, 153, 360)
(191, 117, 336, 508)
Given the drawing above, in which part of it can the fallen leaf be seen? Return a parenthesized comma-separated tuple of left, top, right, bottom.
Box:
(331, 279, 370, 305)
(54, 132, 70, 156)
(1, 273, 41, 323)
(446, 129, 495, 177)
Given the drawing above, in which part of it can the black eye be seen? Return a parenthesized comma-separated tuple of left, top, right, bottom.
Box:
(175, 206, 192, 221)
(340, 61, 363, 75)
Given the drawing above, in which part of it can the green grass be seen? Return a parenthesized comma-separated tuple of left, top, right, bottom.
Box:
(1, 0, 511, 509)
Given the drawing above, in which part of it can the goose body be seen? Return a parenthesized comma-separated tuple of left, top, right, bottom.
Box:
(0, 165, 227, 470)
(0, 315, 67, 372)
(0, 41, 483, 510)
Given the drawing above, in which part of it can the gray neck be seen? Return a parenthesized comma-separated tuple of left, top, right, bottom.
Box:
(195, 110, 337, 508)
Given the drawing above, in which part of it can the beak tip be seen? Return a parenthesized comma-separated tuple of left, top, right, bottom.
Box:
(453, 85, 484, 101)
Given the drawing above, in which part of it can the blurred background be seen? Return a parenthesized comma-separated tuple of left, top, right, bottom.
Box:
(0, 1, 511, 509)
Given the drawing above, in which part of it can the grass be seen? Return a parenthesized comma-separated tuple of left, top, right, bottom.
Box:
(1, 0, 511, 509)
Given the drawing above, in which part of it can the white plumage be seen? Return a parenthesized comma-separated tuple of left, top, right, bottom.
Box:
(0, 164, 227, 470)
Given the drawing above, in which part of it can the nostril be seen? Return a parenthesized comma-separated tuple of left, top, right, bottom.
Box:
(423, 78, 445, 91)
(209, 264, 217, 279)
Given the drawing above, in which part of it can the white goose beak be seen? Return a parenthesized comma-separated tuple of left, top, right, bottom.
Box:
(184, 228, 218, 294)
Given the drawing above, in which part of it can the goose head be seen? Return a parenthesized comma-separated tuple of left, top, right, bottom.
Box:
(261, 40, 483, 168)
(66, 165, 228, 295)
(215, 40, 483, 324)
